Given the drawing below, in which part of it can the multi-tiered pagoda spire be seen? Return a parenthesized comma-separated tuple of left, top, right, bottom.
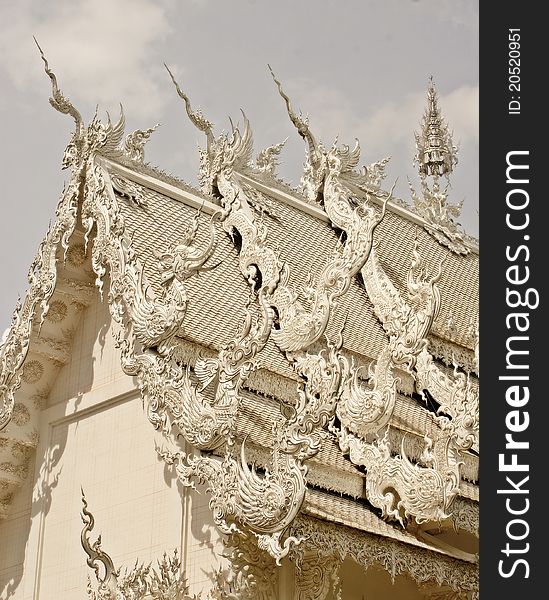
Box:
(414, 77, 458, 180)
(410, 78, 469, 255)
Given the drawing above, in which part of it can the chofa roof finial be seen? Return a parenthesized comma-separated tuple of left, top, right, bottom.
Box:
(414, 77, 458, 182)
(164, 63, 215, 151)
(268, 64, 320, 165)
(33, 36, 84, 142)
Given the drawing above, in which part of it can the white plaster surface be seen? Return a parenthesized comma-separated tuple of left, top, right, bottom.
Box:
(0, 295, 223, 599)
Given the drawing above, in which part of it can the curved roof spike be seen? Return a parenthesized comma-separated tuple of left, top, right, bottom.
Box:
(164, 62, 214, 149)
(267, 64, 320, 163)
(34, 36, 84, 139)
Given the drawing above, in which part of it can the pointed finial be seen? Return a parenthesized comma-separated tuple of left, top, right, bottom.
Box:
(34, 36, 83, 139)
(414, 77, 457, 180)
(164, 62, 214, 149)
(80, 490, 118, 588)
(268, 64, 320, 162)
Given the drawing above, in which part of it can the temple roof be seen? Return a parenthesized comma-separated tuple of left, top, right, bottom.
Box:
(0, 57, 478, 582)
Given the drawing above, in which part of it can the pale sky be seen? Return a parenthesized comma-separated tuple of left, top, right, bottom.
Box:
(0, 0, 478, 331)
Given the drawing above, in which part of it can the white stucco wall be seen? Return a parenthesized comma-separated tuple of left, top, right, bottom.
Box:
(0, 295, 224, 599)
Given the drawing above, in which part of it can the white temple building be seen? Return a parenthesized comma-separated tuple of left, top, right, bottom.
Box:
(0, 49, 478, 599)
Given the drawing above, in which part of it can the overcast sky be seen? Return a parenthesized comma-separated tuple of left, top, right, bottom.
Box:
(0, 0, 478, 332)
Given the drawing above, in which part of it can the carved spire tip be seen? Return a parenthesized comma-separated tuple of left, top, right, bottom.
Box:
(34, 37, 83, 134)
(165, 61, 213, 141)
(414, 76, 457, 180)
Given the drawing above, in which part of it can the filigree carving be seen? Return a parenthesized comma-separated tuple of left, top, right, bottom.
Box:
(77, 132, 313, 562)
(334, 426, 461, 525)
(159, 337, 343, 564)
(165, 63, 243, 197)
(359, 234, 478, 453)
(111, 174, 148, 207)
(1, 43, 129, 432)
(289, 515, 478, 595)
(416, 350, 479, 451)
(411, 79, 469, 255)
(255, 139, 287, 177)
(414, 79, 457, 179)
(362, 242, 441, 369)
(161, 288, 273, 449)
(452, 497, 478, 535)
(120, 211, 217, 356)
(124, 123, 160, 162)
(4, 53, 480, 590)
(210, 531, 278, 600)
(336, 342, 397, 438)
(295, 554, 341, 600)
(81, 491, 197, 600)
(427, 336, 477, 375)
(270, 68, 390, 203)
(410, 181, 469, 255)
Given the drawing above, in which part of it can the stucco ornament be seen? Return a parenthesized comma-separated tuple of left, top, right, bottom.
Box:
(410, 79, 469, 255)
(163, 287, 274, 450)
(124, 123, 160, 163)
(123, 211, 218, 356)
(81, 491, 198, 600)
(294, 553, 342, 600)
(290, 515, 478, 596)
(255, 138, 287, 176)
(158, 335, 343, 565)
(0, 44, 126, 430)
(272, 70, 478, 527)
(83, 497, 280, 600)
(270, 66, 390, 203)
(161, 72, 399, 560)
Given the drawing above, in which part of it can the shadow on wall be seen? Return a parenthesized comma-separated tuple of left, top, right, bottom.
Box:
(0, 294, 111, 598)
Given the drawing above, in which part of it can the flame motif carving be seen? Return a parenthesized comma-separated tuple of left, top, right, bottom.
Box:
(255, 139, 287, 176)
(2, 52, 478, 593)
(273, 71, 477, 526)
(410, 181, 469, 256)
(81, 491, 198, 600)
(124, 123, 160, 162)
(337, 428, 461, 525)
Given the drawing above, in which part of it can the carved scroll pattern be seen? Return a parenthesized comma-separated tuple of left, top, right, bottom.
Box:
(163, 73, 407, 561)
(289, 515, 478, 596)
(295, 554, 341, 600)
(123, 123, 160, 163)
(323, 137, 473, 525)
(81, 492, 198, 600)
(271, 73, 479, 528)
(1, 48, 128, 431)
